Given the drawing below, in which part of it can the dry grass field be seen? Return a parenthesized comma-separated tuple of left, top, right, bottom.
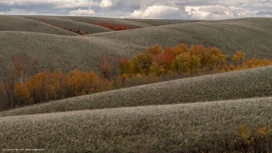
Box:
(1, 16, 272, 152)
(0, 16, 272, 76)
(1, 97, 272, 152)
(0, 15, 77, 35)
(26, 16, 114, 34)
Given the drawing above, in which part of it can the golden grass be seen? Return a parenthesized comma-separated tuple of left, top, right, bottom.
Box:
(1, 66, 272, 117)
(1, 97, 272, 152)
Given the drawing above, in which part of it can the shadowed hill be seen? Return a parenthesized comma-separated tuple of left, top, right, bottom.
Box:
(63, 16, 153, 28)
(1, 97, 272, 152)
(0, 15, 77, 35)
(25, 16, 113, 34)
(0, 16, 152, 34)
(1, 66, 272, 117)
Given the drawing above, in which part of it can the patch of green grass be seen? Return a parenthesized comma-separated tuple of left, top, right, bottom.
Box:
(1, 97, 272, 152)
(1, 66, 272, 117)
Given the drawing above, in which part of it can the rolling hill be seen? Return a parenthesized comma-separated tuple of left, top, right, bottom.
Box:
(25, 16, 114, 34)
(0, 15, 77, 35)
(1, 97, 272, 152)
(0, 16, 271, 77)
(1, 16, 272, 152)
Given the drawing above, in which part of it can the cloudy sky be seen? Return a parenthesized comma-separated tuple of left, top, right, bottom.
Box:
(0, 0, 271, 19)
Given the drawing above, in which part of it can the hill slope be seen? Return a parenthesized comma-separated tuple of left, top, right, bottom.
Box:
(1, 97, 272, 152)
(0, 17, 271, 75)
(25, 16, 114, 34)
(0, 31, 143, 74)
(90, 18, 272, 58)
(0, 16, 77, 35)
(1, 66, 272, 117)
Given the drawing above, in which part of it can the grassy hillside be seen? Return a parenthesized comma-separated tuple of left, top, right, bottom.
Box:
(91, 18, 272, 59)
(0, 31, 144, 74)
(1, 66, 272, 117)
(0, 17, 271, 75)
(1, 97, 272, 152)
(0, 15, 77, 35)
(62, 16, 153, 28)
(1, 15, 272, 152)
(25, 16, 113, 34)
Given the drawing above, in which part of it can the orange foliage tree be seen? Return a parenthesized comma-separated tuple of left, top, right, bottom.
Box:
(118, 44, 228, 77)
(232, 50, 246, 66)
(2, 43, 272, 110)
(13, 69, 104, 106)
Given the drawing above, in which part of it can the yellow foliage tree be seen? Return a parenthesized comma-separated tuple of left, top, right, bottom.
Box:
(232, 50, 246, 66)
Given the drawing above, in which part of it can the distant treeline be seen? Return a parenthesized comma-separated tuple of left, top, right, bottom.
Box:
(1, 43, 272, 110)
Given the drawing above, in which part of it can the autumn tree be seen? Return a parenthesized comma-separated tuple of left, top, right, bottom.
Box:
(131, 51, 153, 75)
(232, 50, 246, 66)
(99, 55, 115, 79)
(174, 53, 193, 74)
(118, 58, 131, 77)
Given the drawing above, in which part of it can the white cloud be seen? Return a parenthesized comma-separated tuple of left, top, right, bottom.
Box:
(0, 12, 5, 15)
(130, 5, 184, 19)
(69, 8, 96, 16)
(100, 0, 113, 8)
(185, 5, 256, 19)
(0, 0, 271, 19)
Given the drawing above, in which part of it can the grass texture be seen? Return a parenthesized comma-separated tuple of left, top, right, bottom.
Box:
(1, 97, 272, 152)
(1, 66, 272, 117)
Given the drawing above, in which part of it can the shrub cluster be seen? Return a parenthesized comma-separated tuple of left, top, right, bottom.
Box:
(232, 124, 272, 152)
(1, 43, 272, 110)
(118, 44, 272, 79)
(0, 69, 113, 109)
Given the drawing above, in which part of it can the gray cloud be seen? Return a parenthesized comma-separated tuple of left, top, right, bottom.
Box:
(0, 0, 271, 19)
(257, 11, 272, 15)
